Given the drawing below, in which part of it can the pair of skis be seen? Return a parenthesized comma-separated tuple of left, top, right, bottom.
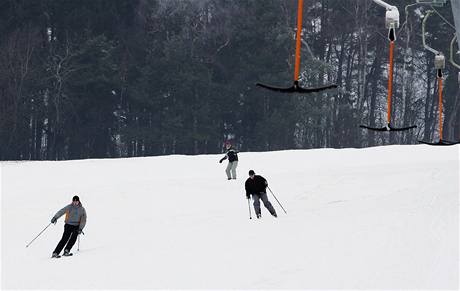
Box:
(52, 253, 73, 259)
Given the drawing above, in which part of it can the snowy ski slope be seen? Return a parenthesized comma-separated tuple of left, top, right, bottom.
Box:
(1, 145, 459, 289)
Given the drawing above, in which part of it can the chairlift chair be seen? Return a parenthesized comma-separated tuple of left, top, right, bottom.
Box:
(256, 0, 338, 94)
(360, 1, 416, 131)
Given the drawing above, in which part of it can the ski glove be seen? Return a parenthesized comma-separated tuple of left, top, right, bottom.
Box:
(78, 229, 84, 235)
(219, 158, 224, 163)
(51, 217, 57, 224)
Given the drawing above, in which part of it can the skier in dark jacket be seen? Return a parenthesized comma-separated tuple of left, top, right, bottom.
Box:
(51, 195, 87, 258)
(219, 142, 239, 180)
(245, 170, 277, 218)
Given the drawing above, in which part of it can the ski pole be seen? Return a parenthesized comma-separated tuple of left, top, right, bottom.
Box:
(26, 223, 52, 248)
(247, 197, 252, 219)
(77, 230, 84, 251)
(267, 186, 288, 214)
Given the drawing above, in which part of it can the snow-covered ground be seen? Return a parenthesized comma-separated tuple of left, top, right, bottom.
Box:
(1, 145, 459, 289)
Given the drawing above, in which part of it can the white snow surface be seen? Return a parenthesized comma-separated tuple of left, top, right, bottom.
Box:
(1, 145, 459, 289)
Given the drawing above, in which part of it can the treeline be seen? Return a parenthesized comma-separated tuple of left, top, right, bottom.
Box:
(1, 0, 459, 160)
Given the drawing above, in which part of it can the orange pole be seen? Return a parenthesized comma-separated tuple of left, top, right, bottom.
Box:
(294, 0, 303, 82)
(438, 77, 443, 141)
(387, 41, 395, 124)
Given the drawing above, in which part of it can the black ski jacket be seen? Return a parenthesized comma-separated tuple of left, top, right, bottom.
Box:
(220, 148, 239, 163)
(245, 175, 268, 197)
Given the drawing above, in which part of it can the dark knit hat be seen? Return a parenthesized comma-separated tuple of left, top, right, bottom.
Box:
(248, 170, 255, 176)
(72, 195, 80, 202)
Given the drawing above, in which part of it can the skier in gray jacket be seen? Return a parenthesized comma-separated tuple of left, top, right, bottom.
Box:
(51, 195, 87, 258)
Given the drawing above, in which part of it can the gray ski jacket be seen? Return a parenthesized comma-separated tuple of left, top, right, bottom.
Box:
(52, 202, 87, 230)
